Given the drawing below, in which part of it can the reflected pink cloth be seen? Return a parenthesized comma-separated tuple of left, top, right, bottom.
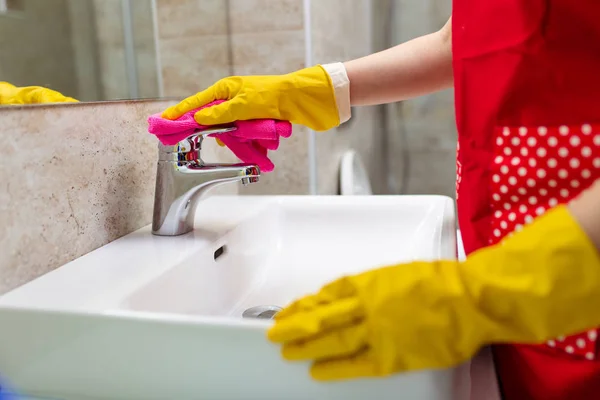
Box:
(147, 100, 292, 172)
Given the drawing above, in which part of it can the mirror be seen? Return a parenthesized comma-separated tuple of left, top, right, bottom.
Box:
(0, 0, 162, 103)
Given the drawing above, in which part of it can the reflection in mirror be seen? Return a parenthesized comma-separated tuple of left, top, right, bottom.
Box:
(0, 0, 161, 104)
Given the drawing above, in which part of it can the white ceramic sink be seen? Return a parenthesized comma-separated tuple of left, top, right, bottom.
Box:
(0, 195, 468, 400)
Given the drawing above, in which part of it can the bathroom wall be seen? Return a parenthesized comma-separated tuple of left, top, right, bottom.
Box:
(91, 0, 160, 100)
(0, 0, 79, 96)
(155, 0, 230, 97)
(310, 0, 387, 195)
(0, 0, 160, 102)
(0, 100, 242, 295)
(387, 0, 456, 197)
(66, 0, 103, 102)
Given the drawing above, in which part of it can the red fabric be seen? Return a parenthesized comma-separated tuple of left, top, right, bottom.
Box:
(452, 0, 600, 398)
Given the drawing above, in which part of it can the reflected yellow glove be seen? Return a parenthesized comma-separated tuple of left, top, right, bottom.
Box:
(0, 82, 77, 105)
(161, 66, 340, 132)
(269, 206, 600, 381)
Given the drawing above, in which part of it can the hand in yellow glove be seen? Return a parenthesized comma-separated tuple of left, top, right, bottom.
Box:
(161, 66, 340, 132)
(268, 205, 600, 381)
(0, 82, 78, 105)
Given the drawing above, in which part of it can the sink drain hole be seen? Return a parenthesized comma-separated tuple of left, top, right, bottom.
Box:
(242, 305, 282, 320)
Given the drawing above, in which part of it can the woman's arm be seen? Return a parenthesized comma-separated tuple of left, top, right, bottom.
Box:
(161, 18, 454, 130)
(570, 180, 600, 248)
(344, 18, 453, 106)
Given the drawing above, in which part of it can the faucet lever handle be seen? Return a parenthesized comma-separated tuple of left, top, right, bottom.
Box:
(172, 126, 237, 155)
(158, 126, 238, 159)
(195, 126, 237, 138)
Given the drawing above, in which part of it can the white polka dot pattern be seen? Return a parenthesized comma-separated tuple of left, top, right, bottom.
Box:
(489, 124, 600, 361)
(456, 141, 462, 200)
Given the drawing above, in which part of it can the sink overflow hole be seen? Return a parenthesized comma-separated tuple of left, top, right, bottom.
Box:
(214, 246, 226, 261)
(242, 306, 283, 320)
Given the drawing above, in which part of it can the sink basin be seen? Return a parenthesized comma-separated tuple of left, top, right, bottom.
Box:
(0, 195, 467, 400)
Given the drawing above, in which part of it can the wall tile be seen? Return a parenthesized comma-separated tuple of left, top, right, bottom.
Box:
(132, 0, 161, 99)
(398, 89, 457, 153)
(132, 0, 159, 51)
(156, 0, 228, 38)
(231, 30, 305, 76)
(92, 0, 125, 47)
(242, 125, 310, 195)
(92, 0, 129, 100)
(403, 149, 456, 198)
(0, 0, 79, 97)
(98, 47, 129, 100)
(316, 106, 386, 195)
(160, 35, 231, 97)
(136, 51, 162, 99)
(92, 0, 161, 100)
(66, 0, 103, 102)
(228, 0, 303, 34)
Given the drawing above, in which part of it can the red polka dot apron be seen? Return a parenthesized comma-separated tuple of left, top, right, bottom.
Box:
(452, 0, 600, 398)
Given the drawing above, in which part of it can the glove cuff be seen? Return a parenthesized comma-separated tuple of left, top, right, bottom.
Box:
(321, 63, 352, 124)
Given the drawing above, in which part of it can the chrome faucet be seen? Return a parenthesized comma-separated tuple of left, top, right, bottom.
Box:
(152, 128, 260, 236)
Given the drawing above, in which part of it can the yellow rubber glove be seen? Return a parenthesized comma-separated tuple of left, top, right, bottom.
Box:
(0, 82, 78, 105)
(268, 205, 600, 381)
(161, 66, 340, 132)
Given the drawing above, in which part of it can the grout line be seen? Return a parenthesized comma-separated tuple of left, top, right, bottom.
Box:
(224, 0, 235, 75)
(150, 0, 164, 98)
(303, 0, 318, 195)
(121, 0, 140, 99)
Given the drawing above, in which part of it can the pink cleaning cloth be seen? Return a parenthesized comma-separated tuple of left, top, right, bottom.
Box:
(147, 100, 292, 172)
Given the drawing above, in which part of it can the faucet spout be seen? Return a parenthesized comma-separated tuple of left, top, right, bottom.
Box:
(151, 132, 260, 236)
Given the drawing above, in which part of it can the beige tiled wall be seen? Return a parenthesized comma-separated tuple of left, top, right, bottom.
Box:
(0, 0, 160, 102)
(0, 0, 79, 97)
(66, 0, 103, 102)
(92, 0, 160, 100)
(0, 100, 241, 295)
(156, 0, 231, 97)
(388, 0, 456, 197)
(229, 0, 305, 75)
(310, 0, 387, 195)
(131, 0, 162, 99)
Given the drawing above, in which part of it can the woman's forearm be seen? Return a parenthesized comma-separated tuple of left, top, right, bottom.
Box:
(569, 180, 600, 249)
(344, 18, 453, 106)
